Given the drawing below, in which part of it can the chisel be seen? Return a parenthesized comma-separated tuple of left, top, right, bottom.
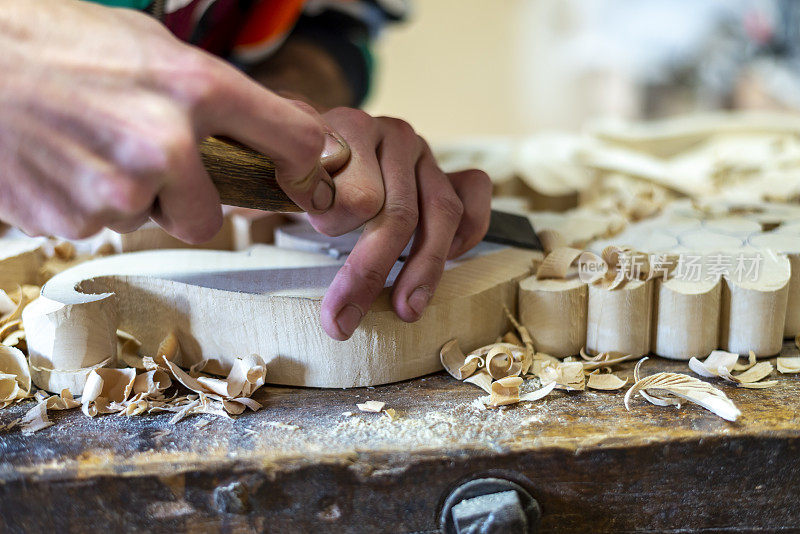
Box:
(200, 136, 543, 251)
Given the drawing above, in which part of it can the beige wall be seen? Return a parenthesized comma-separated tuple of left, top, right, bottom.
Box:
(365, 0, 640, 142)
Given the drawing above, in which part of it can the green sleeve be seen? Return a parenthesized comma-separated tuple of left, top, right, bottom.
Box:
(86, 0, 152, 9)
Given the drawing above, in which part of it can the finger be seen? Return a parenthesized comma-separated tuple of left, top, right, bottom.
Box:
(195, 62, 334, 213)
(307, 109, 384, 236)
(390, 144, 464, 322)
(446, 169, 492, 258)
(319, 124, 421, 340)
(106, 207, 152, 234)
(150, 144, 223, 244)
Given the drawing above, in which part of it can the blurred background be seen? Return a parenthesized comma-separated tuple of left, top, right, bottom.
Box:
(364, 0, 800, 142)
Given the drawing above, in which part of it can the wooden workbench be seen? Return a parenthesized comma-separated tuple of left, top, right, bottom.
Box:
(2, 344, 800, 533)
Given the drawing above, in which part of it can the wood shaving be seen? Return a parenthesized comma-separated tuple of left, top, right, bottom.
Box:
(555, 361, 585, 391)
(439, 339, 478, 380)
(485, 345, 520, 379)
(156, 332, 181, 365)
(0, 286, 32, 329)
(503, 308, 534, 375)
(625, 358, 741, 421)
(34, 388, 80, 410)
(777, 356, 800, 374)
(0, 345, 31, 408)
(2, 329, 25, 349)
(81, 367, 138, 417)
(688, 350, 740, 378)
(717, 362, 777, 389)
(537, 229, 566, 254)
(501, 331, 522, 346)
(489, 376, 522, 407)
(19, 401, 54, 434)
(356, 401, 385, 413)
(117, 330, 144, 369)
(587, 373, 628, 390)
(536, 247, 583, 279)
(579, 350, 637, 371)
(53, 241, 76, 261)
(464, 370, 493, 394)
(0, 319, 22, 341)
(519, 380, 557, 402)
(733, 351, 757, 371)
(690, 350, 776, 387)
(382, 408, 398, 421)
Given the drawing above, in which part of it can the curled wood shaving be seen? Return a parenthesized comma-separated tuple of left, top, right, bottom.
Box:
(587, 373, 628, 391)
(34, 389, 80, 410)
(0, 345, 31, 408)
(2, 329, 24, 349)
(733, 351, 757, 372)
(625, 358, 741, 421)
(537, 229, 566, 254)
(0, 319, 22, 342)
(356, 400, 385, 413)
(156, 332, 181, 365)
(439, 339, 478, 380)
(579, 348, 637, 370)
(132, 369, 172, 397)
(383, 408, 398, 421)
(777, 357, 800, 374)
(0, 286, 33, 329)
(81, 367, 137, 417)
(503, 308, 534, 374)
(489, 376, 522, 407)
(536, 247, 583, 280)
(485, 345, 521, 380)
(160, 354, 266, 415)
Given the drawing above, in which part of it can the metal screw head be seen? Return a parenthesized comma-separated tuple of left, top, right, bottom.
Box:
(439, 477, 541, 534)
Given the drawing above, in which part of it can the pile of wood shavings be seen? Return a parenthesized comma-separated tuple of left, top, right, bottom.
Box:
(442, 308, 788, 422)
(440, 308, 631, 410)
(0, 327, 269, 433)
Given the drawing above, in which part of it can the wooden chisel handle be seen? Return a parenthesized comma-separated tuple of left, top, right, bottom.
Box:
(199, 136, 304, 212)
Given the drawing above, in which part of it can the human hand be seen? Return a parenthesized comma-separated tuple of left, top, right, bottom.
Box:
(310, 109, 492, 340)
(0, 0, 336, 242)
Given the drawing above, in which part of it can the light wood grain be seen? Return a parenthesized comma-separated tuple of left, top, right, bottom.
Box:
(23, 245, 537, 392)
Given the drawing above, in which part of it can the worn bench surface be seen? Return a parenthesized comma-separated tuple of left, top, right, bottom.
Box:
(2, 344, 800, 533)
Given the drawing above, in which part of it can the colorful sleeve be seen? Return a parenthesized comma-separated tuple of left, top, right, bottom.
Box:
(233, 0, 409, 106)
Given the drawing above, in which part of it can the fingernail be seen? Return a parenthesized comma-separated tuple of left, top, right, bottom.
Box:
(321, 131, 351, 171)
(311, 178, 335, 212)
(408, 286, 432, 317)
(335, 303, 363, 338)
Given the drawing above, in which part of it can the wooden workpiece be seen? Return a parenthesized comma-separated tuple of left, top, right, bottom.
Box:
(2, 344, 800, 532)
(23, 244, 537, 391)
(519, 200, 800, 360)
